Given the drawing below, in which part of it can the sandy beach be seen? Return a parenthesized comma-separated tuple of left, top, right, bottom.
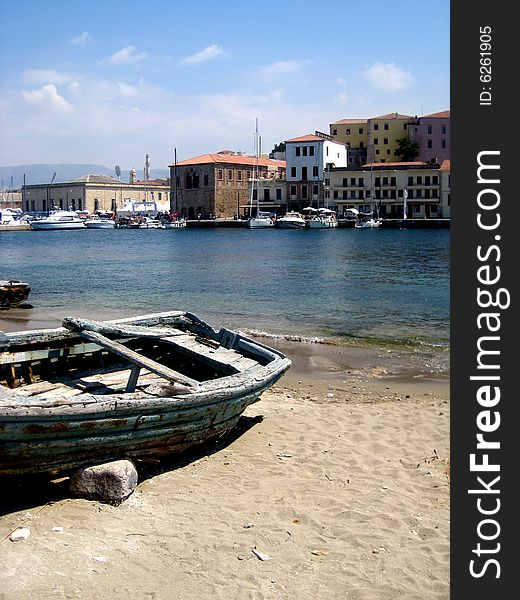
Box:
(0, 340, 449, 599)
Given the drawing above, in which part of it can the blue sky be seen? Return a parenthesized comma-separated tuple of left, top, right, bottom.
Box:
(0, 0, 449, 172)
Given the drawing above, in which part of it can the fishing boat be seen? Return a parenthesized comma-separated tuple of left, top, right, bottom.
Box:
(0, 280, 31, 309)
(31, 210, 86, 230)
(275, 211, 306, 229)
(0, 311, 291, 476)
(163, 218, 186, 229)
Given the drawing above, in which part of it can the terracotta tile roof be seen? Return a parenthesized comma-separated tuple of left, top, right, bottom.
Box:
(285, 133, 346, 145)
(370, 112, 413, 120)
(330, 118, 368, 125)
(423, 110, 450, 118)
(440, 160, 451, 170)
(171, 153, 285, 168)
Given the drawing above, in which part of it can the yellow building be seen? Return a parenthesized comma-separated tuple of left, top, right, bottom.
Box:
(367, 112, 413, 163)
(329, 118, 368, 166)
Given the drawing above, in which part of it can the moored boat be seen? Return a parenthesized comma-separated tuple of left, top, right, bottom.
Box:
(31, 210, 86, 230)
(0, 311, 291, 476)
(306, 208, 338, 229)
(0, 280, 31, 308)
(275, 211, 306, 229)
(354, 217, 382, 229)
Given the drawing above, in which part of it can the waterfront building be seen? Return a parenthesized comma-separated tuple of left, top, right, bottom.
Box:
(22, 175, 170, 214)
(366, 112, 413, 163)
(170, 151, 286, 219)
(285, 131, 348, 212)
(328, 161, 448, 219)
(328, 119, 368, 167)
(407, 111, 451, 164)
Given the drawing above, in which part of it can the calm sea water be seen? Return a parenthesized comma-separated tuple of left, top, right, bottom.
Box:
(0, 227, 449, 349)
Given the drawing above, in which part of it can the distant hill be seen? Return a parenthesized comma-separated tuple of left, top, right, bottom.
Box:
(0, 164, 170, 189)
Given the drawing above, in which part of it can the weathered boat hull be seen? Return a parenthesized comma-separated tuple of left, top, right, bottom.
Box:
(0, 280, 31, 308)
(0, 312, 291, 475)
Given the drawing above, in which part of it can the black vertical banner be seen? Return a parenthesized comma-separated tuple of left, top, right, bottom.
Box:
(452, 2, 515, 597)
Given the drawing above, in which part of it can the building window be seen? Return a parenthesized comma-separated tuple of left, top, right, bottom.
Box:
(359, 128, 363, 134)
(425, 176, 431, 185)
(383, 138, 388, 145)
(246, 171, 251, 180)
(350, 177, 356, 186)
(302, 167, 308, 180)
(295, 147, 301, 156)
(291, 167, 296, 177)
(303, 147, 308, 156)
(427, 125, 432, 134)
(313, 166, 319, 177)
(332, 129, 337, 135)
(376, 150, 380, 155)
(382, 177, 388, 185)
(193, 175, 199, 188)
(290, 185, 297, 196)
(375, 177, 381, 187)
(391, 177, 396, 186)
(408, 176, 413, 186)
(313, 184, 318, 196)
(204, 174, 209, 186)
(384, 123, 389, 130)
(218, 169, 223, 180)
(358, 178, 364, 187)
(228, 170, 233, 180)
(158, 192, 162, 200)
(427, 139, 432, 148)
(276, 188, 282, 200)
(441, 140, 446, 149)
(326, 146, 329, 156)
(433, 176, 439, 184)
(302, 185, 308, 199)
(31, 201, 35, 211)
(441, 125, 447, 134)
(78, 199, 82, 210)
(417, 176, 423, 184)
(237, 171, 242, 181)
(359, 141, 364, 148)
(186, 175, 192, 189)
(374, 124, 379, 131)
(374, 138, 379, 145)
(309, 146, 314, 156)
(346, 128, 351, 135)
(387, 150, 391, 154)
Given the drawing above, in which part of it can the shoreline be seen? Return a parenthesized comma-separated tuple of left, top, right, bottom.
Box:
(0, 320, 449, 599)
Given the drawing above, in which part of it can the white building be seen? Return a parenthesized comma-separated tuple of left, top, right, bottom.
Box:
(285, 131, 348, 211)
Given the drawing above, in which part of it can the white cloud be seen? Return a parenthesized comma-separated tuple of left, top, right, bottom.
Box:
(258, 60, 303, 79)
(105, 46, 148, 65)
(335, 92, 349, 104)
(363, 62, 414, 92)
(182, 44, 224, 65)
(71, 32, 92, 45)
(21, 84, 72, 112)
(117, 82, 140, 97)
(23, 69, 80, 85)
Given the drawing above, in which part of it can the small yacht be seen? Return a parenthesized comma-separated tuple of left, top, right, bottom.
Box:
(84, 215, 116, 229)
(306, 208, 338, 229)
(31, 210, 86, 230)
(275, 211, 306, 229)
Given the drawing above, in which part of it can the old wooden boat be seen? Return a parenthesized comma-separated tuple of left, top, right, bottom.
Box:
(0, 311, 291, 476)
(0, 280, 31, 309)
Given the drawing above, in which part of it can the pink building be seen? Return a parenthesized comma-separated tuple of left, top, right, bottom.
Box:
(408, 110, 450, 164)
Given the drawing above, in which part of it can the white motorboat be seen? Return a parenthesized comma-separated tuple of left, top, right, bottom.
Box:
(138, 218, 165, 229)
(306, 208, 338, 229)
(84, 217, 116, 229)
(31, 210, 86, 230)
(275, 211, 306, 229)
(354, 217, 382, 229)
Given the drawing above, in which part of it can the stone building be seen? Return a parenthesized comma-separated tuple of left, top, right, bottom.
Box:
(170, 151, 286, 219)
(22, 175, 170, 214)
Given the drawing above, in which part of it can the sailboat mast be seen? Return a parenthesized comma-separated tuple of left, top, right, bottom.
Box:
(257, 134, 261, 214)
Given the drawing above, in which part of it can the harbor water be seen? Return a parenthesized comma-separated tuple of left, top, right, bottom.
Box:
(0, 227, 449, 359)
